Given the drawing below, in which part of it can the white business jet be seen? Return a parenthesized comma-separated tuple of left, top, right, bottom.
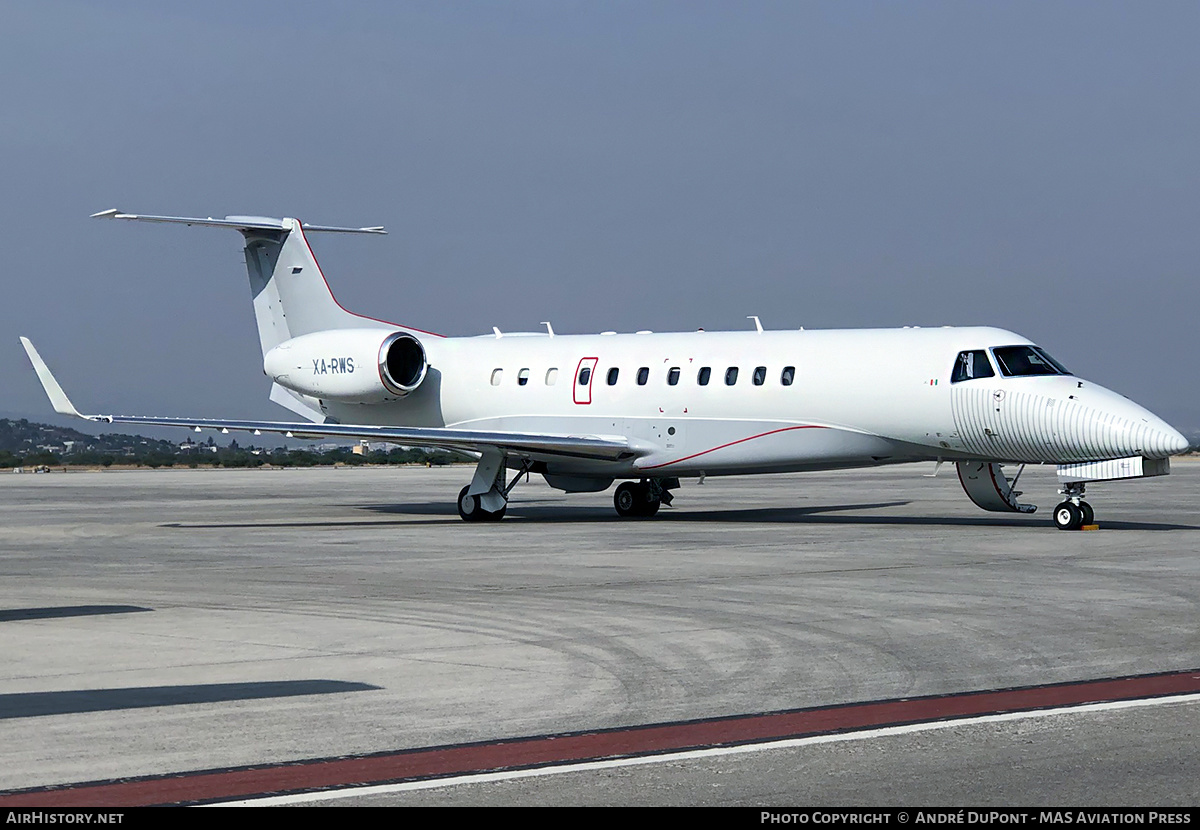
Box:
(21, 210, 1191, 529)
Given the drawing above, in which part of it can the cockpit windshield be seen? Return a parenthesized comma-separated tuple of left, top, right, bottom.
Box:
(991, 345, 1072, 377)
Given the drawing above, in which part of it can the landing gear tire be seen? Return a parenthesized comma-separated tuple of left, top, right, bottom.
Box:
(458, 485, 484, 522)
(1053, 501, 1084, 531)
(1079, 501, 1094, 526)
(458, 486, 507, 522)
(614, 482, 640, 517)
(614, 482, 661, 518)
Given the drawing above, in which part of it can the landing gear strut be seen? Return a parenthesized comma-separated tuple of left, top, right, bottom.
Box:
(456, 453, 532, 523)
(458, 484, 507, 522)
(1053, 482, 1094, 531)
(613, 478, 678, 518)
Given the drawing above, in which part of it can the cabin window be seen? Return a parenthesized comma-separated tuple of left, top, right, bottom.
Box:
(781, 366, 795, 386)
(518, 368, 530, 386)
(697, 366, 711, 386)
(545, 368, 558, 385)
(607, 367, 619, 385)
(667, 367, 680, 386)
(753, 366, 767, 386)
(725, 367, 739, 386)
(490, 369, 503, 386)
(951, 350, 996, 383)
(578, 367, 592, 386)
(637, 367, 649, 385)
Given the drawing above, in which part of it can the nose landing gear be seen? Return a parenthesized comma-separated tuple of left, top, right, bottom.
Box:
(1053, 482, 1094, 530)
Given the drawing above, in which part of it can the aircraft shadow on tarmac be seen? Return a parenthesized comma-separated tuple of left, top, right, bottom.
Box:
(159, 502, 1200, 531)
(358, 501, 1200, 530)
(0, 605, 152, 623)
(0, 680, 380, 720)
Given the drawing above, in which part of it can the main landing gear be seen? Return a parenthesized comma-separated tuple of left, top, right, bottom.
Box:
(457, 484, 507, 522)
(1053, 481, 1095, 531)
(454, 459, 681, 523)
(613, 478, 678, 518)
(456, 451, 532, 523)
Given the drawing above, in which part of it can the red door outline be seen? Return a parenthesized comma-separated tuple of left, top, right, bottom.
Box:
(573, 357, 599, 405)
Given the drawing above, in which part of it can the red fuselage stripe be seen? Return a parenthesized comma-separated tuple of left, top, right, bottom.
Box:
(640, 424, 830, 469)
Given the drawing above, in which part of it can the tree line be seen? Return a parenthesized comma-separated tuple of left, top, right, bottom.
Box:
(0, 419, 470, 469)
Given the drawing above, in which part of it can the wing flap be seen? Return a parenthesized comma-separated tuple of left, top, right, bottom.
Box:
(101, 415, 638, 461)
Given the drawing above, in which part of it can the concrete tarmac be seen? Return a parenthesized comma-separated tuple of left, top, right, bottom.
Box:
(0, 462, 1197, 805)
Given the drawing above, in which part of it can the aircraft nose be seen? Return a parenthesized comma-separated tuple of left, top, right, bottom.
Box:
(1073, 382, 1189, 460)
(1106, 406, 1189, 459)
(1151, 423, 1191, 457)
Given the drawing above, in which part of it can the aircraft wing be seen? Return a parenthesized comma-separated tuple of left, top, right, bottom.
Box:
(20, 338, 639, 463)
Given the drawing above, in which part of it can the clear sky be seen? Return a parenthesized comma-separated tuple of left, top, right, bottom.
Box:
(3, 1, 1197, 435)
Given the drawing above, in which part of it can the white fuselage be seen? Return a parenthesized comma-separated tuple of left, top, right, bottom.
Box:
(310, 324, 1186, 480)
(63, 211, 1188, 523)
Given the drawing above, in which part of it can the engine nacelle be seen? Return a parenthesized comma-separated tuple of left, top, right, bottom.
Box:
(263, 329, 428, 403)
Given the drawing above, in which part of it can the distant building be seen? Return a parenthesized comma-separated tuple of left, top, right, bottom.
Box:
(352, 441, 406, 455)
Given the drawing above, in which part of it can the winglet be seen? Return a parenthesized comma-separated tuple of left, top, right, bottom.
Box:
(19, 337, 88, 419)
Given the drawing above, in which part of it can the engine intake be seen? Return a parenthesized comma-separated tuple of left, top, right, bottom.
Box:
(379, 331, 428, 397)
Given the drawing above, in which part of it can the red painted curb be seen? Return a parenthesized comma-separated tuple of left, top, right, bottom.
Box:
(4, 669, 1198, 807)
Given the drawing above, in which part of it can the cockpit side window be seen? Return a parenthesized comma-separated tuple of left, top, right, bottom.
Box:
(951, 350, 995, 383)
(991, 345, 1070, 377)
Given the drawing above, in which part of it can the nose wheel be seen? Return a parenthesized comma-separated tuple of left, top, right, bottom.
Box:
(1053, 483, 1094, 530)
(1079, 501, 1095, 525)
(1053, 501, 1082, 530)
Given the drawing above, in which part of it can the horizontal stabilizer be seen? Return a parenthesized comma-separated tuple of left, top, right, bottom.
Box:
(91, 208, 386, 235)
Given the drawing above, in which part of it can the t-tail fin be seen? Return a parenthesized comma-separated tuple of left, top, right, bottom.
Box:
(240, 217, 392, 353)
(91, 209, 393, 355)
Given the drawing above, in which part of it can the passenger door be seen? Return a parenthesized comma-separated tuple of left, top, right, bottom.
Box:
(573, 357, 599, 405)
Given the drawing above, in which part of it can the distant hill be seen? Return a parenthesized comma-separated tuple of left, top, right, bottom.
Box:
(0, 418, 178, 457)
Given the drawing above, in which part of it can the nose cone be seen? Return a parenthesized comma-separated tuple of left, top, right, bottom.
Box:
(1088, 384, 1190, 459)
(1149, 422, 1191, 458)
